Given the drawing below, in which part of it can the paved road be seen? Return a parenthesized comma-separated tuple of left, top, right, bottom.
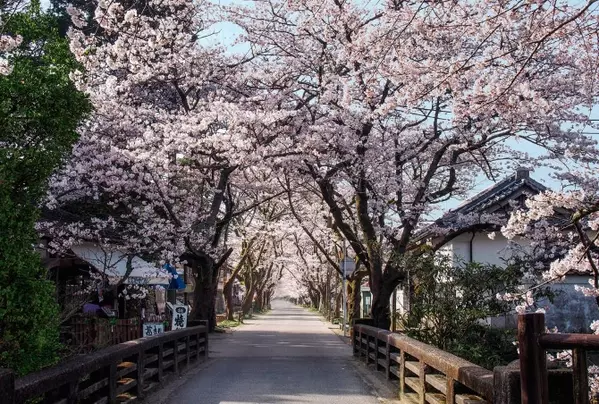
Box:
(165, 300, 382, 404)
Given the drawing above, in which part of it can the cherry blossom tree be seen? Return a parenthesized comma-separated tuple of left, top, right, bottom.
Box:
(223, 194, 288, 319)
(0, 0, 26, 75)
(226, 0, 599, 328)
(42, 0, 289, 329)
(281, 177, 360, 320)
(503, 170, 599, 311)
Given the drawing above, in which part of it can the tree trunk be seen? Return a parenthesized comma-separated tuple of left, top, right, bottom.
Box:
(308, 288, 319, 309)
(190, 256, 218, 331)
(371, 294, 391, 329)
(347, 274, 363, 328)
(370, 262, 406, 330)
(334, 287, 342, 318)
(318, 285, 327, 314)
(241, 286, 255, 315)
(370, 278, 397, 330)
(224, 276, 236, 321)
(313, 286, 323, 309)
(255, 289, 264, 312)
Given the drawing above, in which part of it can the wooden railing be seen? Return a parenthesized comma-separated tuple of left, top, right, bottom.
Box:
(0, 325, 208, 404)
(518, 312, 599, 404)
(354, 323, 493, 404)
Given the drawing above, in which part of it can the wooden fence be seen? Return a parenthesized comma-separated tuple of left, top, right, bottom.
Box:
(518, 312, 599, 404)
(70, 317, 141, 349)
(0, 325, 208, 404)
(354, 323, 493, 403)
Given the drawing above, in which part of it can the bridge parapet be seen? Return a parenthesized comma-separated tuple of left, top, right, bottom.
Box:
(354, 323, 493, 403)
(354, 322, 582, 404)
(0, 325, 208, 404)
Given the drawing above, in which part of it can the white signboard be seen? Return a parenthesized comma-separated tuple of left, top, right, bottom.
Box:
(171, 305, 188, 330)
(143, 322, 164, 337)
(340, 257, 355, 277)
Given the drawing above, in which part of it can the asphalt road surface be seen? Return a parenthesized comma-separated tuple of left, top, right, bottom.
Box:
(164, 300, 382, 404)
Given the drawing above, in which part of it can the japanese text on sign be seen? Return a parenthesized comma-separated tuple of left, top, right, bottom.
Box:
(143, 322, 164, 337)
(171, 305, 188, 330)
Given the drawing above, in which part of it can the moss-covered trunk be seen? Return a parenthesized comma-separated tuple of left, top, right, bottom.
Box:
(347, 273, 364, 328)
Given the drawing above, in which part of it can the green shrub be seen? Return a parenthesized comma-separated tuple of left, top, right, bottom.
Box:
(397, 254, 547, 369)
(447, 325, 518, 369)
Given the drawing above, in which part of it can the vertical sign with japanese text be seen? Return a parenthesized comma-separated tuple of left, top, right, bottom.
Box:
(171, 305, 188, 330)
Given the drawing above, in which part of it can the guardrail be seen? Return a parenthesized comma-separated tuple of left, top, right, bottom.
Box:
(353, 323, 493, 404)
(0, 325, 208, 404)
(518, 312, 599, 404)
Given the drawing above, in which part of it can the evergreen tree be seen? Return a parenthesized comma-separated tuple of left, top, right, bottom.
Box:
(0, 2, 90, 375)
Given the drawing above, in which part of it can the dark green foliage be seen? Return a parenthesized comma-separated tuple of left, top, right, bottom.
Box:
(447, 325, 518, 370)
(398, 255, 546, 369)
(0, 4, 90, 375)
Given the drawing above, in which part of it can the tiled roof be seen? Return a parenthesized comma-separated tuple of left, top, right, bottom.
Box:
(443, 171, 547, 218)
(416, 170, 548, 240)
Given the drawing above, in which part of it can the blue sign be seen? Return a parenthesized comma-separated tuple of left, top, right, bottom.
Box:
(164, 264, 185, 290)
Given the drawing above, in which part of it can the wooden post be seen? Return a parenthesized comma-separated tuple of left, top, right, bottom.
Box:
(185, 335, 191, 367)
(446, 378, 456, 404)
(365, 334, 370, 364)
(376, 336, 384, 372)
(518, 313, 549, 404)
(573, 348, 590, 404)
(157, 343, 164, 382)
(195, 332, 201, 360)
(358, 328, 362, 355)
(136, 351, 145, 399)
(204, 329, 209, 358)
(385, 339, 391, 380)
(173, 339, 179, 374)
(0, 369, 15, 404)
(399, 351, 406, 399)
(418, 361, 426, 404)
(108, 363, 117, 404)
(67, 380, 79, 404)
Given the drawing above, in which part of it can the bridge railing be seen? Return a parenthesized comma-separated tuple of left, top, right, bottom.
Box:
(354, 323, 493, 403)
(518, 312, 599, 404)
(0, 325, 208, 404)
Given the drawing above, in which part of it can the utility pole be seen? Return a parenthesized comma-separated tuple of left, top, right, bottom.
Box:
(391, 288, 397, 332)
(325, 267, 331, 321)
(342, 239, 347, 337)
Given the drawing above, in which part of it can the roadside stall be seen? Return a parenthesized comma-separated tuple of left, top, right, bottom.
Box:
(68, 243, 179, 348)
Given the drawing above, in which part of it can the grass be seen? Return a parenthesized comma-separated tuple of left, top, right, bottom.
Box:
(216, 319, 242, 329)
